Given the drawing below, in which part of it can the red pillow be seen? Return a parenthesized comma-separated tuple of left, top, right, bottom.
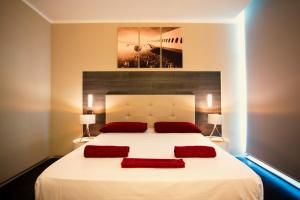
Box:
(154, 122, 201, 133)
(100, 122, 147, 133)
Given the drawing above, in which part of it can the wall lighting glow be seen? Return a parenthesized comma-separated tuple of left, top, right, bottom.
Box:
(237, 10, 247, 154)
(247, 155, 300, 189)
(87, 94, 93, 108)
(207, 94, 213, 108)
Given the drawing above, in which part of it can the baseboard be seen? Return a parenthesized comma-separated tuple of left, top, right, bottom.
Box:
(0, 157, 52, 188)
(48, 155, 63, 159)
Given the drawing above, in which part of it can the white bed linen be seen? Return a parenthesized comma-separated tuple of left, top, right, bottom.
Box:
(35, 133, 263, 200)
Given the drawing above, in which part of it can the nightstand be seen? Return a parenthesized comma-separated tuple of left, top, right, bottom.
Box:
(73, 137, 95, 150)
(206, 136, 229, 151)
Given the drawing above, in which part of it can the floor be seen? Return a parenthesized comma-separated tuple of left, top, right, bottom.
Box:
(0, 157, 299, 200)
(237, 157, 300, 200)
(0, 158, 59, 200)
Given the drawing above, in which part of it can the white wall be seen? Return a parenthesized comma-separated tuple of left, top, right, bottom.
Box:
(0, 0, 51, 183)
(51, 23, 243, 155)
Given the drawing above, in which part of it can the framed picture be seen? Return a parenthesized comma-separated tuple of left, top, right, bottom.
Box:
(117, 27, 139, 68)
(161, 27, 183, 68)
(117, 27, 183, 68)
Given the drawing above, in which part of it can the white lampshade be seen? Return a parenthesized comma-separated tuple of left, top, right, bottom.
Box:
(208, 114, 222, 125)
(80, 114, 96, 125)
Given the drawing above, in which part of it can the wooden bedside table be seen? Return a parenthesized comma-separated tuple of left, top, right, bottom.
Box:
(206, 136, 229, 151)
(73, 137, 95, 150)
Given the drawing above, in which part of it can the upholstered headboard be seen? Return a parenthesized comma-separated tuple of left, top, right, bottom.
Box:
(105, 95, 195, 127)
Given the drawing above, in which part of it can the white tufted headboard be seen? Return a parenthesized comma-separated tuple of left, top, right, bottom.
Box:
(105, 95, 195, 127)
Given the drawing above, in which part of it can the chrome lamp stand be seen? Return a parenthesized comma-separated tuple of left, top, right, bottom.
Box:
(209, 124, 224, 141)
(80, 124, 91, 142)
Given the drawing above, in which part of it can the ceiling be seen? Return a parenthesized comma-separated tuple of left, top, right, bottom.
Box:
(23, 0, 250, 23)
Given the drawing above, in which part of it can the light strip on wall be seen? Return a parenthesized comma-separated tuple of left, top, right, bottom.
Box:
(237, 10, 247, 154)
(87, 94, 93, 108)
(247, 155, 300, 189)
(207, 94, 213, 108)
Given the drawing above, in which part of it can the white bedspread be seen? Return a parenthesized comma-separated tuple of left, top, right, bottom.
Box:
(35, 133, 263, 200)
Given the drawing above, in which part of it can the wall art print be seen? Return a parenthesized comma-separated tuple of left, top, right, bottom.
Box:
(117, 27, 183, 68)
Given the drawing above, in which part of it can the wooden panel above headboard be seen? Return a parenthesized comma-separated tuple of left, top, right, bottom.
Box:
(83, 71, 221, 135)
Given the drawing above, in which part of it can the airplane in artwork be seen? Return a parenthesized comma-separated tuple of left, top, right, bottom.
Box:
(118, 28, 183, 54)
(147, 27, 183, 68)
(147, 27, 183, 54)
(118, 27, 183, 68)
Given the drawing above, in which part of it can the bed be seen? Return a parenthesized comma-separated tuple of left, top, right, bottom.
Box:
(35, 95, 263, 200)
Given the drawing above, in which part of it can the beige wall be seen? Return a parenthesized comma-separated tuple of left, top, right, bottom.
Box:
(0, 0, 50, 183)
(51, 23, 243, 155)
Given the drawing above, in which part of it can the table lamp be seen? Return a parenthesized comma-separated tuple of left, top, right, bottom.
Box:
(80, 114, 96, 138)
(208, 114, 223, 139)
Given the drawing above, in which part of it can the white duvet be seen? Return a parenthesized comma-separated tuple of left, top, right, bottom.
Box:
(35, 132, 263, 200)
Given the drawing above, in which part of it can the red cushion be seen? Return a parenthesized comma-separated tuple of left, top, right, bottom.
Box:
(100, 122, 147, 133)
(154, 122, 201, 133)
(174, 146, 216, 158)
(121, 158, 185, 168)
(84, 145, 130, 158)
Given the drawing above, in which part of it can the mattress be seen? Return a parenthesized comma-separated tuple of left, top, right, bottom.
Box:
(35, 132, 263, 200)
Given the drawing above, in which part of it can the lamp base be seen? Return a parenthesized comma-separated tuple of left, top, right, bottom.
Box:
(80, 124, 91, 142)
(208, 124, 224, 141)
